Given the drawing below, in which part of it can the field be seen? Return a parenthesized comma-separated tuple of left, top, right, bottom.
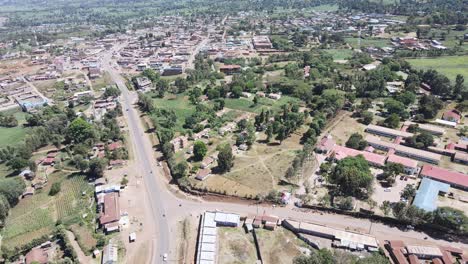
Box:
(152, 93, 196, 132)
(218, 227, 257, 264)
(224, 95, 300, 114)
(217, 227, 310, 264)
(0, 108, 30, 148)
(325, 49, 354, 60)
(256, 228, 310, 264)
(345, 37, 390, 49)
(407, 55, 468, 81)
(192, 129, 305, 197)
(1, 172, 95, 251)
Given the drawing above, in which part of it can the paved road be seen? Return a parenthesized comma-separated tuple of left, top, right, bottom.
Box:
(103, 50, 171, 263)
(101, 46, 468, 263)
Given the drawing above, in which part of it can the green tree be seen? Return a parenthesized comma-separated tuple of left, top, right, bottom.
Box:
(345, 133, 367, 150)
(88, 158, 108, 178)
(360, 111, 373, 125)
(380, 201, 392, 216)
(401, 185, 416, 200)
(103, 86, 121, 98)
(49, 182, 61, 196)
(172, 161, 188, 180)
(0, 194, 10, 223)
(381, 163, 404, 185)
(329, 155, 373, 198)
(0, 177, 26, 206)
(406, 132, 434, 149)
(454, 74, 465, 99)
(293, 249, 335, 264)
(433, 207, 468, 232)
(6, 157, 29, 172)
(138, 93, 155, 112)
(383, 113, 400, 129)
(66, 117, 96, 144)
(193, 141, 208, 161)
(217, 143, 234, 173)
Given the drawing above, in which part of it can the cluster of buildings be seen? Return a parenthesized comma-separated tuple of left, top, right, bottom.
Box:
(391, 37, 447, 51)
(385, 240, 467, 264)
(317, 115, 468, 214)
(0, 79, 49, 112)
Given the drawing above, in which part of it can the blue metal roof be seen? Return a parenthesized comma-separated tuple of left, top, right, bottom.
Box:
(413, 178, 450, 212)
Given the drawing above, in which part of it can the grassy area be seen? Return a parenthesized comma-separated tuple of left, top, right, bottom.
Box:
(0, 108, 30, 148)
(325, 49, 354, 60)
(152, 93, 196, 132)
(224, 95, 300, 114)
(407, 55, 468, 82)
(345, 37, 390, 49)
(1, 172, 95, 251)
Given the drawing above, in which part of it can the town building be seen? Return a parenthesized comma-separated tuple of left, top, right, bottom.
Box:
(366, 136, 442, 164)
(412, 178, 450, 212)
(419, 165, 468, 191)
(442, 109, 461, 123)
(99, 193, 121, 232)
(366, 124, 413, 139)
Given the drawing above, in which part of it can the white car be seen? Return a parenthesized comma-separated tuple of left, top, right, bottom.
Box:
(163, 253, 168, 261)
(384, 188, 391, 192)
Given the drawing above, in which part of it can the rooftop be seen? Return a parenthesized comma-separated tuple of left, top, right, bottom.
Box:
(412, 178, 450, 212)
(420, 165, 468, 189)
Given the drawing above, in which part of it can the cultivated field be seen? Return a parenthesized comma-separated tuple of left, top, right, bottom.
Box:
(1, 172, 95, 251)
(407, 55, 468, 81)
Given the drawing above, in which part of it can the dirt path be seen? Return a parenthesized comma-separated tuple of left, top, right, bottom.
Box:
(65, 230, 93, 264)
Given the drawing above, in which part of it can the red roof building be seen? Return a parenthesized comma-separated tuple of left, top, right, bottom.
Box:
(99, 193, 120, 226)
(25, 247, 49, 264)
(108, 141, 122, 151)
(442, 110, 461, 123)
(387, 154, 419, 175)
(332, 145, 386, 167)
(420, 165, 468, 190)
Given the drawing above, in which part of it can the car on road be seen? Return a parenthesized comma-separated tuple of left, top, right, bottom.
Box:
(163, 253, 168, 261)
(384, 188, 391, 192)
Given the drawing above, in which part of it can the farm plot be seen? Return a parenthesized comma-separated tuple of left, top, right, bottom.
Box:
(55, 173, 94, 225)
(1, 172, 94, 251)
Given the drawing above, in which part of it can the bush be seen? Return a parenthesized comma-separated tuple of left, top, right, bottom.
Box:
(49, 182, 61, 196)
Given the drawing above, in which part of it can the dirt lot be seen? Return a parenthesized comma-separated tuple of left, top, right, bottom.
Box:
(218, 227, 257, 264)
(256, 228, 310, 264)
(438, 188, 468, 217)
(321, 112, 366, 146)
(191, 130, 304, 197)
